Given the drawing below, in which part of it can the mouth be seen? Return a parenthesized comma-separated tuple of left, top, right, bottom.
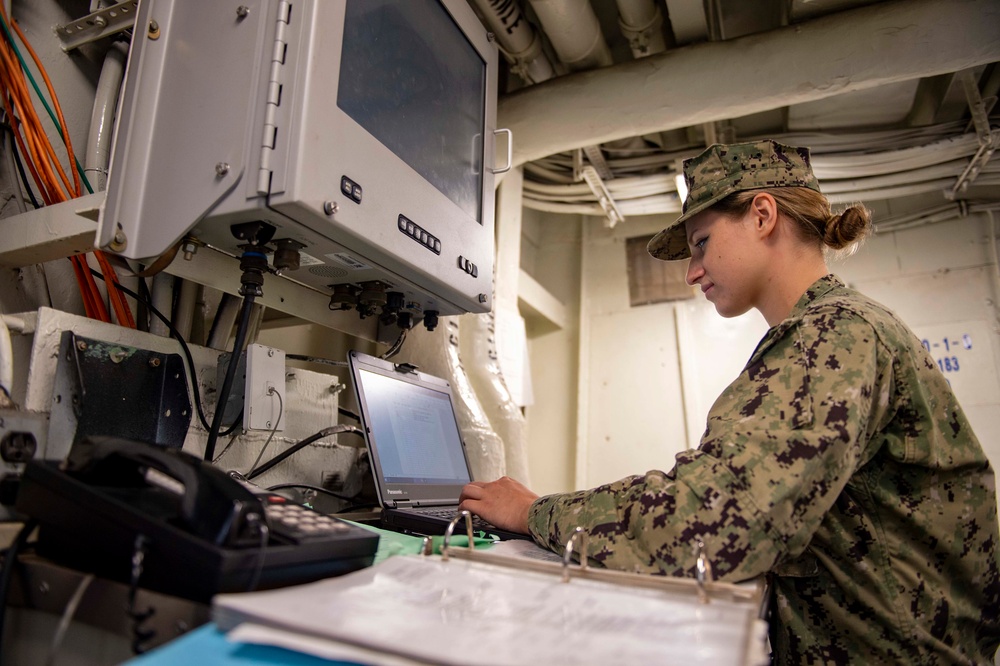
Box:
(702, 283, 714, 296)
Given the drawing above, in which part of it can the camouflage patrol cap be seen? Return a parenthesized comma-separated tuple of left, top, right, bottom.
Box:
(647, 140, 822, 261)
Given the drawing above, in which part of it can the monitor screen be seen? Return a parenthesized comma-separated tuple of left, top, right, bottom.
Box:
(338, 0, 486, 224)
(100, 0, 498, 321)
(358, 369, 471, 485)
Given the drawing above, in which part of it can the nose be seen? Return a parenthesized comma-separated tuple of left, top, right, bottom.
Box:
(686, 256, 703, 286)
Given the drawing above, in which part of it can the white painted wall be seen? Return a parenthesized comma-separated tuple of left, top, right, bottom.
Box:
(523, 200, 1000, 496)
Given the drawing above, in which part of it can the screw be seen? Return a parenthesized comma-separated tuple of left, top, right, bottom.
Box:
(215, 162, 230, 177)
(478, 294, 488, 303)
(147, 19, 160, 39)
(76, 340, 87, 351)
(266, 421, 272, 428)
(39, 582, 49, 594)
(109, 350, 127, 364)
(267, 349, 274, 357)
(237, 5, 250, 19)
(323, 201, 338, 216)
(93, 15, 107, 28)
(108, 229, 128, 252)
(149, 358, 161, 368)
(182, 240, 198, 260)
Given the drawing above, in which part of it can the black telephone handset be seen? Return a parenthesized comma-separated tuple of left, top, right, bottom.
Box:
(62, 436, 265, 548)
(17, 436, 380, 601)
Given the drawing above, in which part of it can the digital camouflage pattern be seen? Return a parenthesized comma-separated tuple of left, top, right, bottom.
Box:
(527, 275, 1000, 664)
(647, 139, 822, 261)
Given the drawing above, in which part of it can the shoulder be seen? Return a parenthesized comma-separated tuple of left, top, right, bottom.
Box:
(800, 283, 917, 354)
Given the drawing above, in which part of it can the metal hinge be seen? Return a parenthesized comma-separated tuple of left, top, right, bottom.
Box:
(257, 0, 292, 195)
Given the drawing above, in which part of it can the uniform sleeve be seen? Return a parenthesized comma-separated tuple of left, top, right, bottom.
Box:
(527, 308, 894, 581)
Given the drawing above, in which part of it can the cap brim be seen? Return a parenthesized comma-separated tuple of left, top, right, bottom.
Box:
(646, 190, 732, 261)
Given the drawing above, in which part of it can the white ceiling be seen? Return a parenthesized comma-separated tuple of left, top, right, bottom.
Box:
(471, 0, 1000, 222)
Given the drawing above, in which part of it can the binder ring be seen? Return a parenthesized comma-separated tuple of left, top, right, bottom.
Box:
(561, 527, 589, 582)
(695, 540, 714, 604)
(441, 510, 475, 562)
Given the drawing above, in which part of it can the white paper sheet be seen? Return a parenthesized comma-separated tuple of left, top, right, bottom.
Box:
(214, 555, 765, 666)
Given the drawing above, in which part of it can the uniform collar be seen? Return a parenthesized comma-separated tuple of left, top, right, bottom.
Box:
(747, 274, 844, 365)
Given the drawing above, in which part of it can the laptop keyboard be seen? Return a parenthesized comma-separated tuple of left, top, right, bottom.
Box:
(416, 507, 502, 535)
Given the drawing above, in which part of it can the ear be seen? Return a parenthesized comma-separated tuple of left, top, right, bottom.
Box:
(750, 192, 779, 241)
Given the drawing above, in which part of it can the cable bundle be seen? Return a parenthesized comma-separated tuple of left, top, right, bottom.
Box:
(0, 6, 133, 328)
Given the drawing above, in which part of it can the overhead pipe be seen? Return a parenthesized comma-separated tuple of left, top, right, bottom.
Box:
(468, 0, 555, 83)
(527, 0, 612, 71)
(500, 0, 1000, 167)
(615, 0, 667, 58)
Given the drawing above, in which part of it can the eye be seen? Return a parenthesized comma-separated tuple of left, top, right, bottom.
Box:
(693, 236, 708, 252)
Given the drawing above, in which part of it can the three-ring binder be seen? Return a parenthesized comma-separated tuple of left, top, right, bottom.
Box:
(438, 510, 763, 609)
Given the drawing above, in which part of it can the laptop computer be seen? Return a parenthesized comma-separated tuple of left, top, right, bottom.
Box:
(348, 350, 529, 541)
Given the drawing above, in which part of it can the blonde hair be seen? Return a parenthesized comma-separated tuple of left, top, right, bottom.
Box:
(711, 187, 873, 254)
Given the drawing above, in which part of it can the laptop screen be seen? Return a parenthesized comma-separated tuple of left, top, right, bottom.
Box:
(349, 351, 474, 506)
(357, 368, 471, 485)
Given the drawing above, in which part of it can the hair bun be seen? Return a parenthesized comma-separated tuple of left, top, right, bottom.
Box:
(824, 205, 873, 250)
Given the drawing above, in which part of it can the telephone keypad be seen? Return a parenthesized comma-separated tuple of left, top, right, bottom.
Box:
(262, 495, 351, 543)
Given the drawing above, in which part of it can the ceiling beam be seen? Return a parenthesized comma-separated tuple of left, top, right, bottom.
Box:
(499, 0, 1000, 166)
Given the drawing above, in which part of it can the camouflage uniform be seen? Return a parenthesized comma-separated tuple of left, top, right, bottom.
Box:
(527, 274, 1000, 663)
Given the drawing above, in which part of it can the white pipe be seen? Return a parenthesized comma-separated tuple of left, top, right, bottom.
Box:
(527, 0, 612, 71)
(0, 313, 12, 398)
(86, 43, 135, 326)
(460, 313, 530, 484)
(988, 211, 1000, 318)
(85, 42, 127, 193)
(615, 0, 666, 58)
(501, 0, 1000, 166)
(402, 319, 507, 481)
(207, 293, 241, 350)
(173, 278, 199, 341)
(810, 135, 981, 179)
(468, 0, 555, 83)
(149, 273, 174, 337)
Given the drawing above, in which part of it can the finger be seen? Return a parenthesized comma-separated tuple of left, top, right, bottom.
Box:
(459, 484, 484, 502)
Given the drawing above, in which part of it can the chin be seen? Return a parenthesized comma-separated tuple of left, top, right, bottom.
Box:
(714, 303, 752, 319)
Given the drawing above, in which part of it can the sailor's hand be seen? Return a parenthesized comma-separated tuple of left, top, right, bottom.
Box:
(458, 476, 538, 535)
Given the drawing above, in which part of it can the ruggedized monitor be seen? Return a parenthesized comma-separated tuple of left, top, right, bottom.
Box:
(99, 0, 504, 322)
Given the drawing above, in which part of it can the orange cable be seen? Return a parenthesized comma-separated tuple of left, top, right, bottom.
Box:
(0, 12, 116, 323)
(9, 14, 80, 197)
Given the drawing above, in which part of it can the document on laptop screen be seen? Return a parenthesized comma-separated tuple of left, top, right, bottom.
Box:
(359, 369, 471, 485)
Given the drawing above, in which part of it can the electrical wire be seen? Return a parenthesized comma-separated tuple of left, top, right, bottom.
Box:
(204, 294, 256, 461)
(285, 354, 347, 367)
(0, 6, 135, 328)
(338, 407, 361, 422)
(247, 425, 364, 480)
(245, 522, 269, 593)
(44, 573, 94, 666)
(90, 270, 243, 436)
(213, 427, 243, 464)
(4, 124, 39, 209)
(266, 483, 357, 504)
(246, 388, 283, 477)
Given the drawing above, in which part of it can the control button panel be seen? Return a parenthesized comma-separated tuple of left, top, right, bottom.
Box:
(340, 175, 362, 204)
(397, 214, 441, 254)
(457, 255, 478, 278)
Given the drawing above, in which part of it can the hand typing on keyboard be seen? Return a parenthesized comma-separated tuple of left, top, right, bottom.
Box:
(458, 477, 538, 536)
